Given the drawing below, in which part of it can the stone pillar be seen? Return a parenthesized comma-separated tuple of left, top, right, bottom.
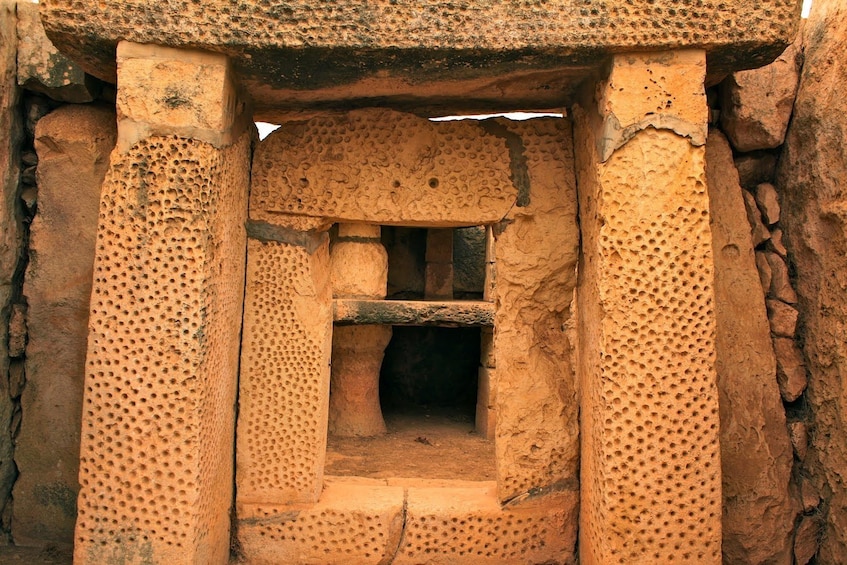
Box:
(574, 50, 722, 564)
(74, 42, 250, 565)
(329, 223, 391, 437)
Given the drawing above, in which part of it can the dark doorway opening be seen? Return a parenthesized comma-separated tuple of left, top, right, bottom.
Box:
(380, 326, 480, 421)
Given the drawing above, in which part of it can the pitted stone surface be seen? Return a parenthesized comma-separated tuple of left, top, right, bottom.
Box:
(251, 110, 517, 227)
(74, 133, 250, 565)
(40, 0, 800, 112)
(575, 51, 721, 563)
(237, 238, 333, 506)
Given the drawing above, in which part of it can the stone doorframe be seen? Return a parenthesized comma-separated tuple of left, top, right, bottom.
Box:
(71, 41, 722, 565)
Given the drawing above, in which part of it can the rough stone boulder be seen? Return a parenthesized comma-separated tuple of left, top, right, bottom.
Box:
(777, 0, 847, 562)
(721, 37, 802, 152)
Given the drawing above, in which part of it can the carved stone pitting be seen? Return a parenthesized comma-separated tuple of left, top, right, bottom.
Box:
(576, 50, 722, 564)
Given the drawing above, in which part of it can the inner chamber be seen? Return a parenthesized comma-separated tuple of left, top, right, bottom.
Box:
(325, 225, 495, 480)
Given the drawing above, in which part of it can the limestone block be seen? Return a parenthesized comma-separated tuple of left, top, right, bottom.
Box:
(337, 223, 380, 239)
(755, 251, 773, 293)
(251, 110, 519, 227)
(453, 226, 486, 296)
(755, 182, 782, 225)
(115, 42, 243, 151)
(424, 263, 453, 301)
(0, 0, 21, 530)
(74, 132, 250, 565)
(12, 104, 115, 546)
(596, 50, 708, 161)
(15, 2, 95, 103)
(333, 299, 493, 328)
(770, 227, 788, 256)
(721, 40, 802, 152)
(395, 484, 577, 564)
(767, 299, 799, 337)
(425, 229, 453, 263)
(329, 325, 392, 437)
(575, 50, 722, 564)
(491, 119, 579, 506)
(773, 337, 808, 402)
(237, 236, 333, 507)
(330, 240, 388, 299)
(743, 189, 770, 247)
(706, 130, 796, 565)
(479, 327, 495, 369)
(789, 421, 808, 461)
(734, 152, 778, 189)
(765, 251, 798, 304)
(777, 2, 847, 560)
(237, 479, 405, 565)
(475, 366, 497, 440)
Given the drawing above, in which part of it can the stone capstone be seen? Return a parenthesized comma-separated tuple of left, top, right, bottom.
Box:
(39, 0, 800, 115)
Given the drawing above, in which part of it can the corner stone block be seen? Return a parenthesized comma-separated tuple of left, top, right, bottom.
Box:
(575, 50, 722, 564)
(74, 43, 250, 565)
(237, 236, 333, 507)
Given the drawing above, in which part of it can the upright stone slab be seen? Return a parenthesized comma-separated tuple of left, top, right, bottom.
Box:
(491, 118, 580, 516)
(574, 50, 722, 564)
(706, 130, 796, 565)
(74, 43, 250, 565)
(237, 232, 333, 507)
(13, 104, 116, 546)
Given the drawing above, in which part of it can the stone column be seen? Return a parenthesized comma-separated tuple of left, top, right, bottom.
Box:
(574, 50, 722, 564)
(329, 223, 391, 436)
(74, 42, 251, 565)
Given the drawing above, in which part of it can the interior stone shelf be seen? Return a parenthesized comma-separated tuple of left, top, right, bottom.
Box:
(333, 299, 494, 327)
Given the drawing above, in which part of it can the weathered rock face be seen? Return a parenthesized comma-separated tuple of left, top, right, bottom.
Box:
(15, 2, 96, 103)
(13, 104, 116, 545)
(706, 130, 796, 565)
(720, 39, 802, 152)
(777, 0, 847, 562)
(0, 0, 22, 539)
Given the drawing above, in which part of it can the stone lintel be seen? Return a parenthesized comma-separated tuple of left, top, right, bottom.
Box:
(333, 299, 494, 328)
(40, 1, 801, 114)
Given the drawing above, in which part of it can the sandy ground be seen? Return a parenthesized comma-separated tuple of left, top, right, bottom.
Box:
(326, 410, 495, 480)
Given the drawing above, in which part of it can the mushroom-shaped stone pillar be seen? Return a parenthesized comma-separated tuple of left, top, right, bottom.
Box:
(329, 223, 392, 436)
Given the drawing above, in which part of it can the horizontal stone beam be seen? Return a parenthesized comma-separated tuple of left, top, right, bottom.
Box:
(40, 1, 801, 114)
(333, 299, 494, 327)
